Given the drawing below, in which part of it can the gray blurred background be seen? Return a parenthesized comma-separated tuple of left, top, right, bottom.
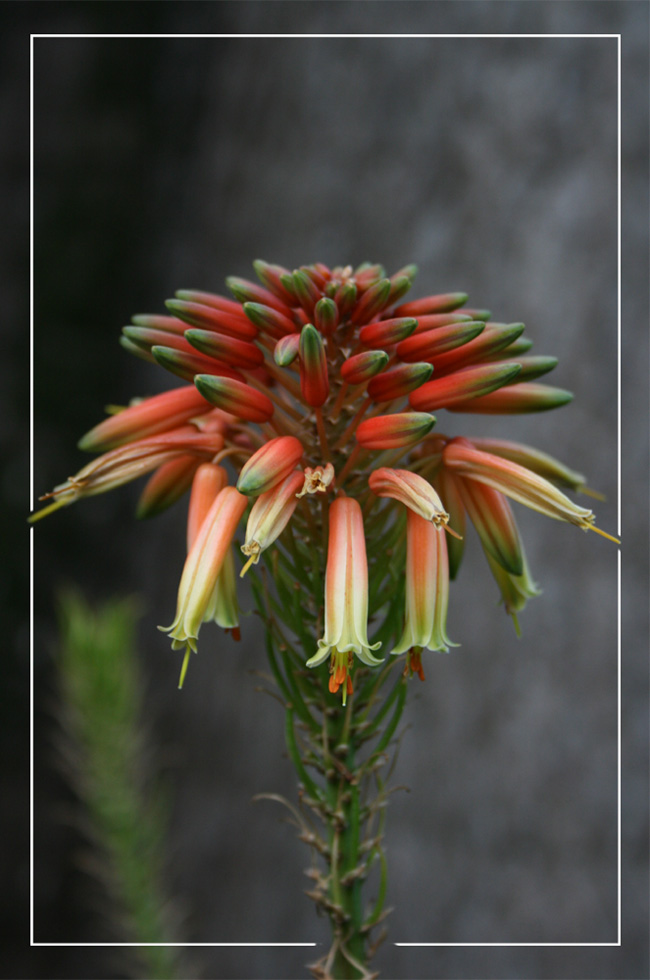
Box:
(8, 2, 649, 979)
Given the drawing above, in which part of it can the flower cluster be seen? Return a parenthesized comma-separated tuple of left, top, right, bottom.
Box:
(34, 260, 616, 700)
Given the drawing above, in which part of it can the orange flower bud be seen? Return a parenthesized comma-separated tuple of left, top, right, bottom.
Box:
(152, 346, 246, 384)
(356, 412, 436, 450)
(446, 381, 574, 414)
(184, 328, 264, 369)
(236, 435, 304, 496)
(394, 291, 468, 317)
(408, 363, 522, 411)
(340, 350, 389, 385)
(367, 363, 433, 403)
(194, 375, 274, 423)
(358, 316, 417, 348)
(165, 298, 258, 340)
(396, 321, 485, 362)
(78, 385, 212, 453)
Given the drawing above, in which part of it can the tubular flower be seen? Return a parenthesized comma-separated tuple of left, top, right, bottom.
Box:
(368, 468, 449, 527)
(392, 510, 455, 660)
(185, 463, 240, 643)
(240, 469, 305, 574)
(159, 486, 248, 682)
(442, 437, 615, 536)
(33, 257, 616, 690)
(307, 497, 382, 704)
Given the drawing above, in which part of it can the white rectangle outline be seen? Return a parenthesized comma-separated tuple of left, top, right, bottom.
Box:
(29, 31, 622, 951)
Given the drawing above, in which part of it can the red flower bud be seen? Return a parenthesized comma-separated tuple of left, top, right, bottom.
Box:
(367, 362, 433, 403)
(395, 291, 469, 317)
(185, 328, 264, 369)
(78, 385, 212, 453)
(358, 317, 417, 348)
(447, 381, 573, 414)
(409, 363, 522, 411)
(396, 321, 485, 362)
(236, 435, 304, 496)
(165, 298, 258, 341)
(356, 412, 436, 450)
(194, 375, 274, 423)
(340, 350, 389, 385)
(152, 346, 246, 384)
(299, 323, 329, 407)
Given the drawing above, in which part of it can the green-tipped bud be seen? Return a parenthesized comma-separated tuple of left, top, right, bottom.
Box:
(292, 268, 321, 316)
(367, 362, 434, 403)
(252, 259, 296, 306)
(340, 350, 389, 385)
(492, 336, 534, 357)
(314, 297, 339, 334)
(122, 325, 195, 355)
(395, 291, 469, 317)
(354, 262, 386, 285)
(396, 321, 485, 362)
(356, 411, 436, 450)
(383, 274, 413, 308)
(236, 436, 304, 496)
(194, 375, 274, 423)
(460, 308, 492, 321)
(184, 328, 264, 369)
(335, 280, 357, 315)
(432, 323, 526, 374)
(242, 302, 296, 338)
(409, 362, 522, 412)
(274, 334, 301, 367)
(358, 316, 418, 348)
(392, 263, 418, 283)
(225, 275, 291, 315)
(174, 289, 242, 316)
(350, 278, 391, 324)
(299, 323, 329, 407)
(506, 355, 558, 382)
(152, 346, 245, 384)
(77, 386, 212, 453)
(447, 382, 574, 415)
(165, 298, 258, 341)
(131, 313, 188, 333)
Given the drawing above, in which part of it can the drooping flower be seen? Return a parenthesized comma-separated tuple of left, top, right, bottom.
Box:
(306, 496, 382, 704)
(185, 463, 241, 643)
(392, 510, 455, 663)
(159, 486, 248, 684)
(240, 469, 305, 574)
(442, 437, 614, 535)
(368, 468, 449, 527)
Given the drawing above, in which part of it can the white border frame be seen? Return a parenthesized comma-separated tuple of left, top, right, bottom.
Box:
(29, 30, 622, 954)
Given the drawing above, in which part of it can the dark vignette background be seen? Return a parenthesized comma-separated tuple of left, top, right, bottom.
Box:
(4, 2, 648, 979)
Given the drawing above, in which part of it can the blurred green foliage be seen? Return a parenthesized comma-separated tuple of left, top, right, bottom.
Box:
(56, 592, 185, 979)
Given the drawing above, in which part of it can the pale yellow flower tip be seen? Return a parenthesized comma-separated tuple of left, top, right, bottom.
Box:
(160, 486, 248, 668)
(307, 496, 383, 702)
(240, 470, 305, 576)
